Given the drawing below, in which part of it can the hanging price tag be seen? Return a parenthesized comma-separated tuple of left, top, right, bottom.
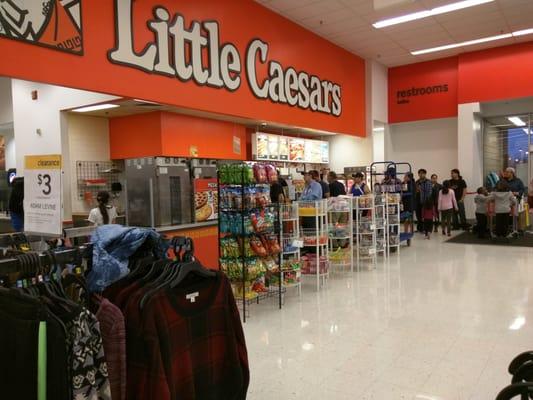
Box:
(24, 155, 62, 236)
(292, 239, 304, 248)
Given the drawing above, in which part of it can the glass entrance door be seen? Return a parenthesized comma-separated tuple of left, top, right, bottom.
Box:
(483, 113, 531, 191)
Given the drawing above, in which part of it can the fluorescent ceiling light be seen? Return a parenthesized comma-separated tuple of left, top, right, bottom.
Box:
(513, 28, 533, 37)
(133, 98, 159, 104)
(373, 0, 494, 29)
(412, 33, 511, 55)
(71, 104, 119, 113)
(523, 129, 531, 135)
(508, 116, 526, 126)
(411, 27, 533, 55)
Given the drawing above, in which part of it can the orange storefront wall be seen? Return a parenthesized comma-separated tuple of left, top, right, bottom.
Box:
(0, 0, 366, 136)
(458, 42, 533, 104)
(388, 57, 458, 123)
(388, 41, 533, 123)
(110, 111, 247, 160)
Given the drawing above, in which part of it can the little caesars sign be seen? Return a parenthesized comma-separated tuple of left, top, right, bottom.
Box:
(108, 0, 342, 117)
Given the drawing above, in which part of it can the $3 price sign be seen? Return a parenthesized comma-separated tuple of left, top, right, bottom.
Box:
(37, 174, 52, 196)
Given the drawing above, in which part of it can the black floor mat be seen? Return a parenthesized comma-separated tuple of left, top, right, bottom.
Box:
(446, 231, 533, 247)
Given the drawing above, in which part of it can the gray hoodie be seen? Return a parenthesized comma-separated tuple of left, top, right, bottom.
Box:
(490, 192, 517, 214)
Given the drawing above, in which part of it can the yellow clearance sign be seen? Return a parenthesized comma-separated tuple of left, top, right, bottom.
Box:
(25, 155, 62, 170)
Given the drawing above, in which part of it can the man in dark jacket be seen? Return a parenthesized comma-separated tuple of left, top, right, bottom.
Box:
(327, 171, 346, 197)
(505, 167, 525, 201)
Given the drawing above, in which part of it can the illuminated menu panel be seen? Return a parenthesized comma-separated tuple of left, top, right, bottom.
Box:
(253, 133, 329, 164)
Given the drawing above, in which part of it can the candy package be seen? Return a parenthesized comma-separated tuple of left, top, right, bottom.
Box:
(265, 164, 278, 183)
(253, 164, 268, 183)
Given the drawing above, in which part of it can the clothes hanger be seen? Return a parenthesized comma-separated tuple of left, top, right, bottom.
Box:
(138, 237, 190, 309)
(169, 238, 216, 289)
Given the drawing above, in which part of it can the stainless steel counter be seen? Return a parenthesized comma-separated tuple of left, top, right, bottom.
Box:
(155, 220, 218, 233)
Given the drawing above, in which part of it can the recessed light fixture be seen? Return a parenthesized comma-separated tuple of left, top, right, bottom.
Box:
(71, 104, 119, 113)
(508, 116, 527, 127)
(411, 28, 533, 55)
(373, 0, 494, 29)
(133, 98, 159, 104)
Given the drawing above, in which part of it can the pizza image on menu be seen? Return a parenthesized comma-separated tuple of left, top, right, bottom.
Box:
(289, 139, 305, 161)
(194, 178, 218, 222)
(0, 0, 83, 54)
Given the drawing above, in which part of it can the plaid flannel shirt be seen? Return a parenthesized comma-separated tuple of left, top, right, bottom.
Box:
(127, 273, 249, 400)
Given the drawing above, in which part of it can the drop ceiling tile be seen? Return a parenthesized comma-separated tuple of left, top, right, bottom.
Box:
(280, 0, 347, 21)
(299, 7, 364, 29)
(451, 30, 512, 43)
(387, 24, 450, 40)
(254, 0, 530, 67)
(261, 0, 321, 12)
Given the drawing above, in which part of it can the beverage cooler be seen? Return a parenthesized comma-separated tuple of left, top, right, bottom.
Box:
(125, 157, 193, 227)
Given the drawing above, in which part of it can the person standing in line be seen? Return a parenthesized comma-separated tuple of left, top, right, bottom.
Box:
(422, 198, 435, 239)
(415, 169, 433, 233)
(504, 167, 525, 201)
(474, 187, 490, 239)
(402, 173, 415, 234)
(327, 171, 346, 197)
(489, 181, 516, 239)
(310, 170, 329, 199)
(270, 172, 287, 203)
(448, 169, 467, 230)
(300, 172, 322, 201)
(430, 174, 442, 232)
(438, 181, 458, 237)
(8, 177, 24, 232)
(350, 172, 370, 197)
(88, 191, 118, 226)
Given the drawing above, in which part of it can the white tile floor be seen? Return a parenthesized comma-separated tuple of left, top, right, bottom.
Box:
(243, 233, 533, 399)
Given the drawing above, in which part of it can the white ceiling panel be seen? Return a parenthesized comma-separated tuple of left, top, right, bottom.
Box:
(254, 0, 533, 66)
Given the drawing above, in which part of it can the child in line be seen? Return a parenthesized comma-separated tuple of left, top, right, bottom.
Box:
(490, 181, 516, 238)
(438, 181, 458, 237)
(422, 198, 434, 239)
(474, 187, 490, 239)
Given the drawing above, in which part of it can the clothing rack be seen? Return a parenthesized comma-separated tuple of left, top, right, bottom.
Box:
(0, 245, 92, 274)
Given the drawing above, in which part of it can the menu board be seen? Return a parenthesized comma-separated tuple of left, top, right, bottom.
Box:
(305, 140, 324, 163)
(279, 137, 289, 160)
(268, 135, 279, 160)
(321, 141, 329, 163)
(253, 133, 329, 164)
(256, 134, 268, 159)
(289, 138, 305, 162)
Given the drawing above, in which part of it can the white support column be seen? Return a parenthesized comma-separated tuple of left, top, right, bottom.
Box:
(458, 102, 483, 219)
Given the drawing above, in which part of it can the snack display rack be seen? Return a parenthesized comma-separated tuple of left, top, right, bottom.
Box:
(386, 193, 402, 254)
(327, 196, 354, 272)
(354, 194, 377, 269)
(278, 202, 302, 297)
(298, 199, 329, 290)
(374, 194, 387, 256)
(218, 163, 283, 322)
